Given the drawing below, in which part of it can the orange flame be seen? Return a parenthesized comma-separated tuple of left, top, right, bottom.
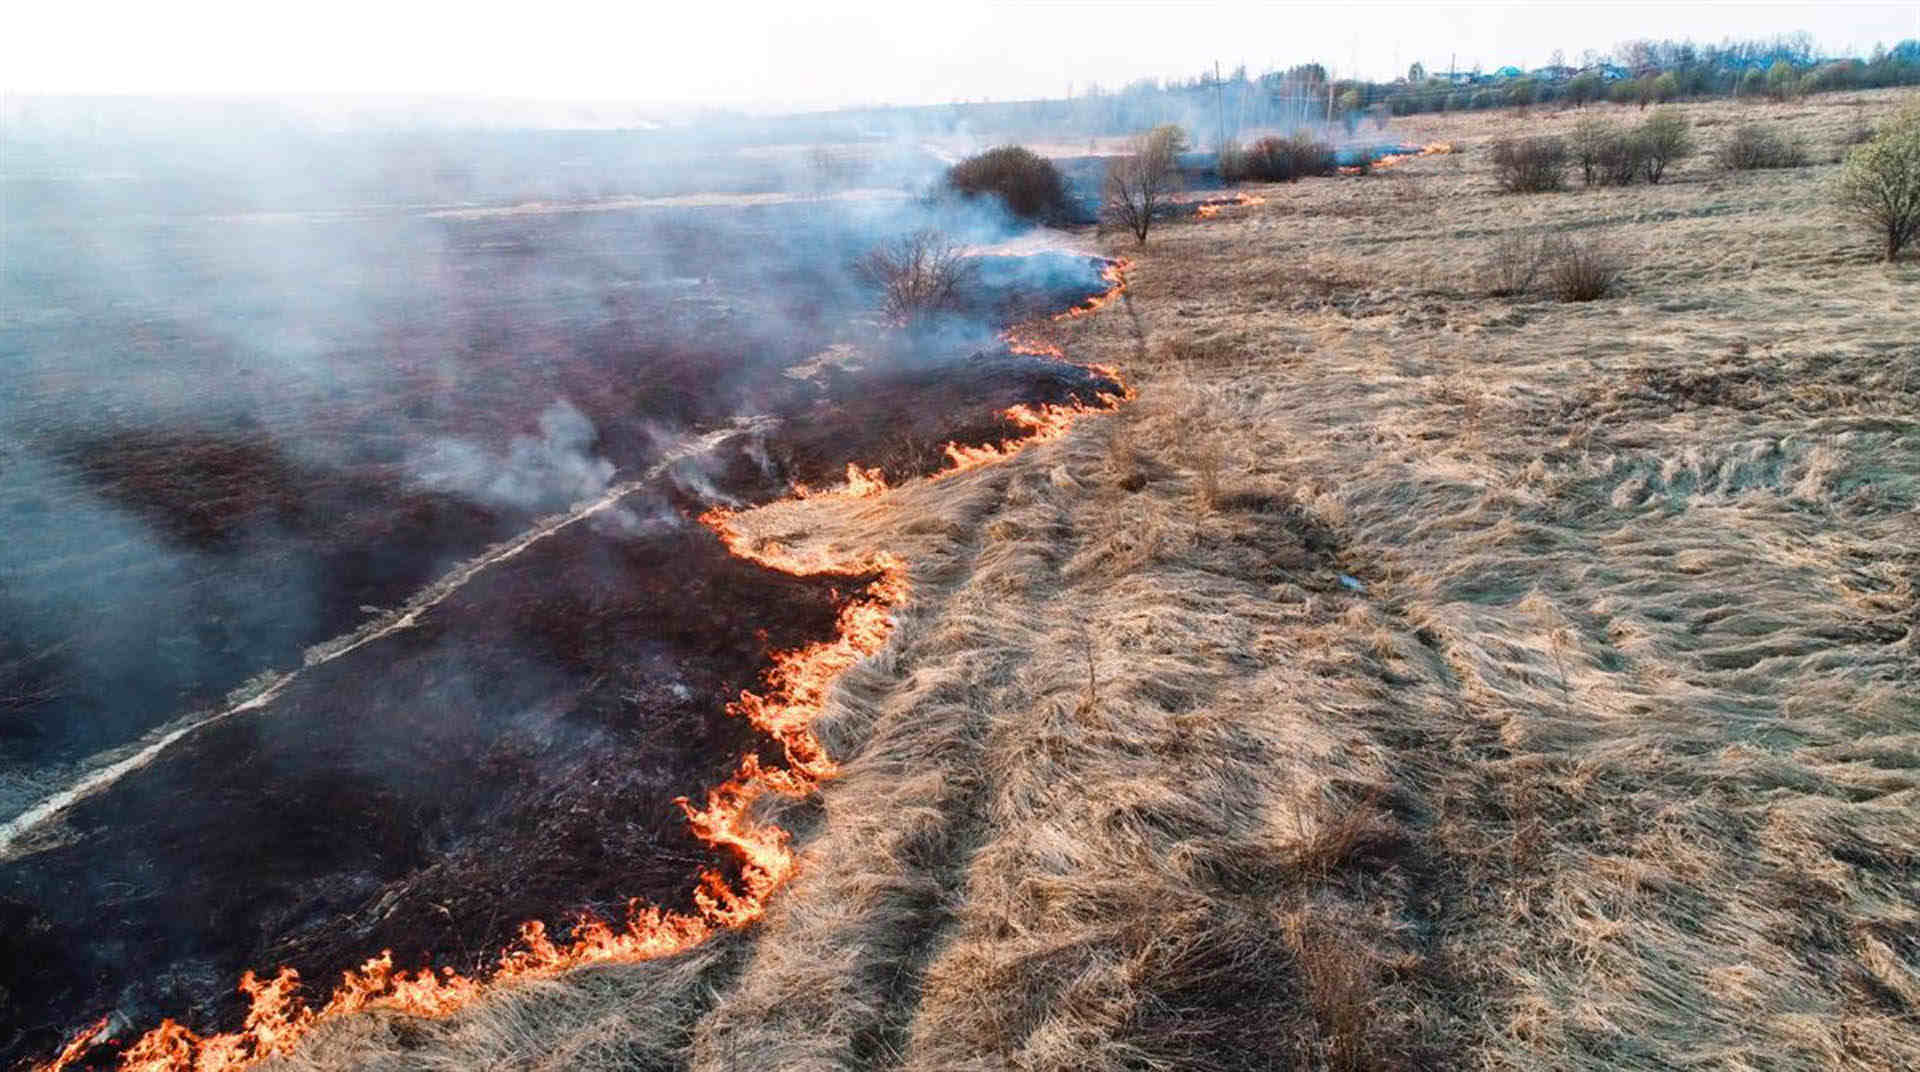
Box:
(40, 256, 1133, 1072)
(1339, 140, 1454, 175)
(1195, 193, 1267, 219)
(793, 462, 891, 500)
(43, 538, 904, 1072)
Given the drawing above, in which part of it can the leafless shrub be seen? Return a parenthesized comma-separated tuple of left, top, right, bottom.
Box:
(1103, 125, 1187, 244)
(1594, 131, 1649, 186)
(853, 229, 978, 325)
(1541, 234, 1622, 302)
(1489, 136, 1568, 193)
(1234, 133, 1338, 183)
(1568, 118, 1618, 187)
(1714, 124, 1810, 170)
(1480, 232, 1547, 296)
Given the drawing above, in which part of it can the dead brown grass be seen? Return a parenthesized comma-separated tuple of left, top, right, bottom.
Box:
(275, 86, 1919, 1072)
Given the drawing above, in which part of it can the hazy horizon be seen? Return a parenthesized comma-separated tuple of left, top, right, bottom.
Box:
(6, 1, 1919, 115)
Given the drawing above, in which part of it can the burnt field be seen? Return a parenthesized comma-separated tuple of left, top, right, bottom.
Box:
(0, 156, 1121, 1066)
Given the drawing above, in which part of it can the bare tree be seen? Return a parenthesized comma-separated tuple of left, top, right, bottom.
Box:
(1102, 124, 1187, 245)
(853, 229, 978, 325)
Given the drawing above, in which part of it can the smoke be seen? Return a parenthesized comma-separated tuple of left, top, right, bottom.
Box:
(408, 400, 616, 514)
(0, 93, 1127, 1065)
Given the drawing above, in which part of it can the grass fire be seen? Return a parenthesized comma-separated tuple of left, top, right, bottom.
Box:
(5, 8, 1920, 1072)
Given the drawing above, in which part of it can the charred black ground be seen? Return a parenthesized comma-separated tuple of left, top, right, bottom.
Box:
(0, 184, 1121, 1067)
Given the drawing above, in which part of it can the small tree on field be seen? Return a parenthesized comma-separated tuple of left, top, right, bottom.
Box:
(855, 229, 978, 325)
(1506, 78, 1538, 113)
(1766, 59, 1799, 100)
(1637, 110, 1693, 183)
(1103, 125, 1186, 245)
(1633, 75, 1658, 110)
(1834, 106, 1920, 261)
(1569, 118, 1616, 186)
(1567, 72, 1602, 108)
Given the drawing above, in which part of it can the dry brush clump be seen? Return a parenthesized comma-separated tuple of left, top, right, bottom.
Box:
(1226, 133, 1339, 183)
(1713, 122, 1811, 170)
(1568, 109, 1696, 186)
(1490, 135, 1569, 192)
(1479, 232, 1622, 301)
(1480, 232, 1548, 297)
(1541, 234, 1623, 301)
(947, 145, 1071, 222)
(853, 229, 979, 326)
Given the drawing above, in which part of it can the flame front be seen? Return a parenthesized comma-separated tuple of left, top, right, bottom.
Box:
(1195, 194, 1267, 219)
(1339, 140, 1454, 175)
(40, 258, 1131, 1072)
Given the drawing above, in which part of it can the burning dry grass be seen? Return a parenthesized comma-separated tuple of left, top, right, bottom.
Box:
(255, 89, 1920, 1072)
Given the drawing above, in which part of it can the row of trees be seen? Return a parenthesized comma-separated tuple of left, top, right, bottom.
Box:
(836, 37, 1920, 146)
(1379, 42, 1920, 118)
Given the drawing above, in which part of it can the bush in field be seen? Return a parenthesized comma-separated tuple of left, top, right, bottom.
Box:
(1834, 106, 1920, 260)
(854, 229, 978, 325)
(1542, 234, 1622, 301)
(1225, 133, 1336, 184)
(1569, 119, 1618, 186)
(1567, 72, 1602, 107)
(1103, 125, 1187, 245)
(947, 146, 1069, 222)
(1714, 124, 1810, 170)
(1595, 130, 1649, 186)
(1480, 232, 1548, 296)
(1637, 110, 1694, 183)
(1490, 136, 1569, 193)
(1248, 134, 1338, 182)
(1767, 59, 1800, 100)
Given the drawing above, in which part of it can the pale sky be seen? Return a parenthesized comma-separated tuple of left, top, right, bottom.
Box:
(5, 1, 1918, 111)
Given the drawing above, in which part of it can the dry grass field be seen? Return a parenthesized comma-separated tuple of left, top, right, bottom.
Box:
(275, 88, 1917, 1071)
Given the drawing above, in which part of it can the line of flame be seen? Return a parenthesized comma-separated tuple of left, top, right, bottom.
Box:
(40, 260, 1132, 1072)
(1338, 140, 1455, 175)
(1195, 194, 1268, 219)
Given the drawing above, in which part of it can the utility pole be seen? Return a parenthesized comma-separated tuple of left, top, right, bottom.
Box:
(1214, 59, 1227, 151)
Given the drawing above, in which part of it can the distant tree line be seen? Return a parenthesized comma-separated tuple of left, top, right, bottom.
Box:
(824, 36, 1920, 146)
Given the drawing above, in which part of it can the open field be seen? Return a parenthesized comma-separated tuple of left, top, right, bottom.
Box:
(39, 86, 1920, 1069)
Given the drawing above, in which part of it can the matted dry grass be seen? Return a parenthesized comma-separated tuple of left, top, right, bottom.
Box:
(275, 88, 1918, 1071)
